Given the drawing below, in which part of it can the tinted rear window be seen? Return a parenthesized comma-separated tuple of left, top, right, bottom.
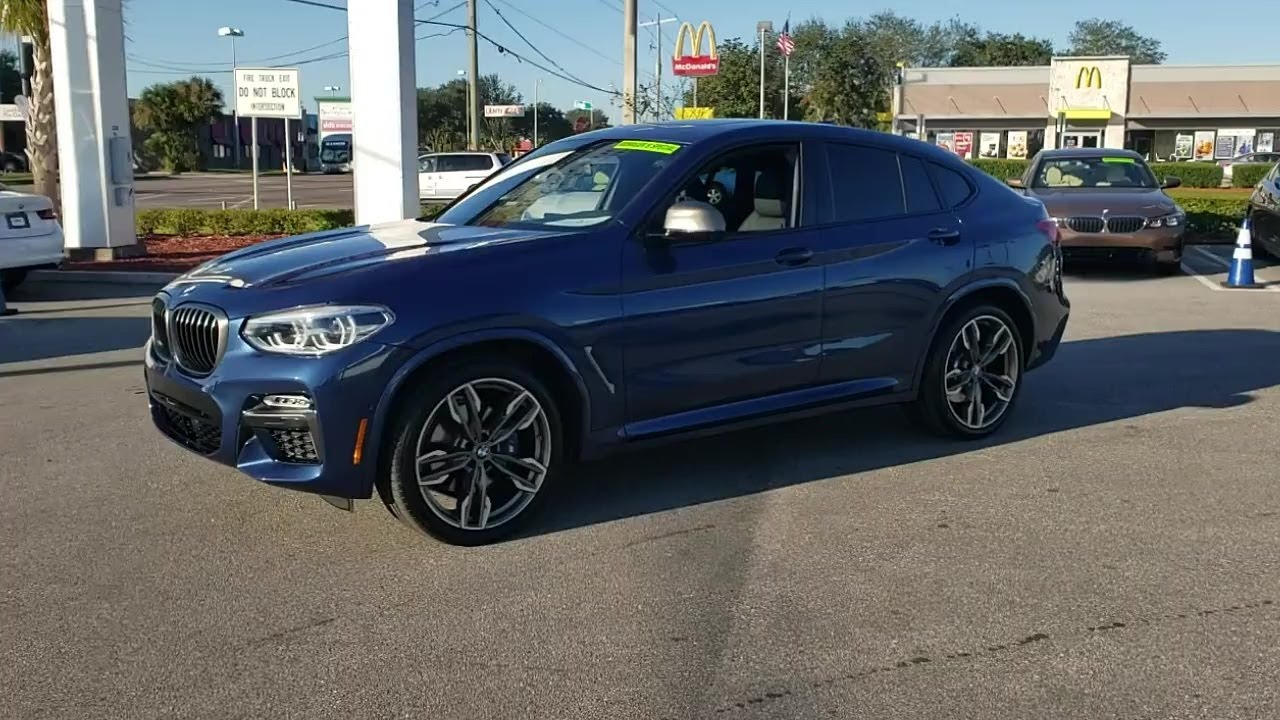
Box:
(824, 144, 905, 222)
(899, 155, 942, 214)
(930, 163, 974, 208)
(439, 154, 495, 172)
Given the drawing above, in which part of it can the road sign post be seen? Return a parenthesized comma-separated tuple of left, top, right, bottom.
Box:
(235, 67, 301, 210)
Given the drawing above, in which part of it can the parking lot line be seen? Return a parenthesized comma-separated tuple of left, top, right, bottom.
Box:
(1187, 246, 1280, 292)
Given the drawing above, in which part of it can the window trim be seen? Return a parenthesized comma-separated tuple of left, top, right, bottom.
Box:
(635, 139, 807, 243)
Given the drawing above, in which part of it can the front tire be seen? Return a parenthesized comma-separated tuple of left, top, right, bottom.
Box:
(385, 359, 564, 546)
(911, 305, 1024, 439)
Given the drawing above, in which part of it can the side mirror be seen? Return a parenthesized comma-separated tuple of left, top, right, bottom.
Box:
(661, 200, 726, 241)
(1005, 177, 1024, 189)
(1161, 176, 1182, 189)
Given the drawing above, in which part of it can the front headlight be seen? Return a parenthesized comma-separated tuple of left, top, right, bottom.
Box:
(1146, 207, 1186, 228)
(241, 304, 395, 356)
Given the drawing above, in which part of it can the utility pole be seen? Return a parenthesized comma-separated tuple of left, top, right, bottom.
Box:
(640, 15, 677, 122)
(622, 0, 637, 124)
(467, 0, 480, 150)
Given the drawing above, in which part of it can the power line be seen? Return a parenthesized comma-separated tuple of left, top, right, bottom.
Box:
(491, 0, 619, 67)
(483, 0, 599, 87)
(279, 0, 622, 96)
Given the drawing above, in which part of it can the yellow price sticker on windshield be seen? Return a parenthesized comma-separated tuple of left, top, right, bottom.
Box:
(1101, 157, 1135, 164)
(614, 140, 681, 154)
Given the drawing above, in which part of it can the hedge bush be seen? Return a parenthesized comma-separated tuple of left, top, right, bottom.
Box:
(136, 208, 355, 236)
(1231, 162, 1274, 189)
(1167, 193, 1250, 238)
(970, 158, 1030, 182)
(1149, 162, 1223, 189)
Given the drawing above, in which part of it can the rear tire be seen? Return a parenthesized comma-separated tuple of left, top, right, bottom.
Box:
(1, 269, 28, 293)
(385, 358, 565, 546)
(910, 304, 1024, 439)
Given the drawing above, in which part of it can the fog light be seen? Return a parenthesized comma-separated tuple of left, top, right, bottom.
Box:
(263, 394, 313, 410)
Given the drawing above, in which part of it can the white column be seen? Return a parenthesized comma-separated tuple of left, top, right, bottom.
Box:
(348, 0, 419, 225)
(47, 0, 138, 258)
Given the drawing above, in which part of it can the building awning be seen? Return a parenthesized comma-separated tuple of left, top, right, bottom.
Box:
(1061, 108, 1112, 120)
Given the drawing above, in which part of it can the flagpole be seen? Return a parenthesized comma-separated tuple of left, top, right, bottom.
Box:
(758, 26, 766, 119)
(783, 54, 790, 120)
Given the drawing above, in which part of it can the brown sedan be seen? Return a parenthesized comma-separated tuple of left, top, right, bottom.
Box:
(1008, 148, 1186, 274)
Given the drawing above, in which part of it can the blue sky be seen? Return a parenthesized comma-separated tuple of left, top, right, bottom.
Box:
(125, 0, 1275, 117)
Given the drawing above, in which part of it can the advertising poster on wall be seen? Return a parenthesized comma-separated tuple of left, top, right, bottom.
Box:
(1174, 133, 1194, 159)
(1214, 133, 1236, 159)
(936, 132, 955, 154)
(1259, 132, 1276, 153)
(979, 132, 1001, 158)
(1192, 131, 1215, 160)
(953, 131, 974, 159)
(1006, 131, 1028, 159)
(1226, 129, 1257, 156)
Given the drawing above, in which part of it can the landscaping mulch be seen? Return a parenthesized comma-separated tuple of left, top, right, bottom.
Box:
(61, 234, 282, 273)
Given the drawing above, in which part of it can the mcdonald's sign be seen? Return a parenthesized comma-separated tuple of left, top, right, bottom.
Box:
(672, 21, 719, 77)
(1075, 66, 1102, 89)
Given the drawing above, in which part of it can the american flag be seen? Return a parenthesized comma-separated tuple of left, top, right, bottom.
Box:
(776, 19, 794, 57)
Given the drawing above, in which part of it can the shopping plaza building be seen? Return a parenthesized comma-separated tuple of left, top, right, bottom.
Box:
(892, 56, 1280, 162)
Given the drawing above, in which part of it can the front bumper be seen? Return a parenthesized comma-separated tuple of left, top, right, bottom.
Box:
(1059, 225, 1185, 264)
(144, 338, 406, 499)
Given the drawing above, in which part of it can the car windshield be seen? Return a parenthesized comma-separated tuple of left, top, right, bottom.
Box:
(320, 142, 350, 163)
(1033, 156, 1157, 189)
(436, 138, 684, 230)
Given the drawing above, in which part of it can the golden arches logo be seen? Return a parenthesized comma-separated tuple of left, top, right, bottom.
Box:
(672, 21, 720, 77)
(1075, 66, 1102, 89)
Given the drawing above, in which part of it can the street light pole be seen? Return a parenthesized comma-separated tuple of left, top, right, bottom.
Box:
(533, 78, 541, 147)
(218, 27, 245, 168)
(457, 69, 469, 147)
(756, 21, 772, 119)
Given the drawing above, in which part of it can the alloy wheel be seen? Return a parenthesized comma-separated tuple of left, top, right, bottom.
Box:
(414, 378, 552, 531)
(942, 315, 1020, 431)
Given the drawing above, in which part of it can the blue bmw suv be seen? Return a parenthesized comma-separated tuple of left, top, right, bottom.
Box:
(146, 120, 1069, 545)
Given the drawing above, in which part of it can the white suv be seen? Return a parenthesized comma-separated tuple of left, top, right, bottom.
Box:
(418, 152, 510, 202)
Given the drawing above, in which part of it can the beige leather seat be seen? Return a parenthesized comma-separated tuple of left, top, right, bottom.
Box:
(738, 171, 787, 232)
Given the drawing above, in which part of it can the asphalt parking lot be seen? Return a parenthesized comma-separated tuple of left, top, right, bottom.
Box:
(129, 172, 356, 210)
(2, 255, 1278, 719)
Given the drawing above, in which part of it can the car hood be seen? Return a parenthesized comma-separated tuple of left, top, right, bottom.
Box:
(167, 219, 564, 289)
(1024, 187, 1176, 217)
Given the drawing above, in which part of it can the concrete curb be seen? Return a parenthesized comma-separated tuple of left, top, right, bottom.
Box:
(30, 269, 179, 285)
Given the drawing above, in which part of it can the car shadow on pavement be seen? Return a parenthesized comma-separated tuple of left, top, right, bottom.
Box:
(532, 328, 1280, 539)
(0, 316, 149, 366)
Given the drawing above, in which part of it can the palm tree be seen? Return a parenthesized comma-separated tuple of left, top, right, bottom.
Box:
(0, 0, 59, 209)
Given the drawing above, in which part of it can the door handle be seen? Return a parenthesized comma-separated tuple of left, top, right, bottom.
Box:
(928, 228, 962, 245)
(775, 247, 814, 266)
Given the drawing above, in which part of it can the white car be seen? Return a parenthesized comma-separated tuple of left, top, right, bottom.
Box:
(0, 183, 63, 291)
(1222, 152, 1280, 185)
(418, 151, 510, 202)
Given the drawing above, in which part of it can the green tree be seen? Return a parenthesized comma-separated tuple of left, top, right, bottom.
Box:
(0, 0, 59, 207)
(510, 102, 571, 145)
(804, 25, 888, 127)
(1067, 18, 1166, 63)
(418, 81, 467, 151)
(131, 77, 223, 172)
(950, 32, 1055, 67)
(564, 107, 609, 131)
